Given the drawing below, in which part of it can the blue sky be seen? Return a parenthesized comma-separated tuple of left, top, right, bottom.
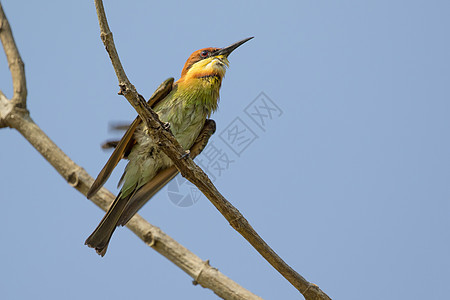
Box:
(1, 1, 449, 299)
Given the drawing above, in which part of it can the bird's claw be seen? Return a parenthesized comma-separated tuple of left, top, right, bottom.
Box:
(180, 150, 190, 159)
(162, 122, 171, 130)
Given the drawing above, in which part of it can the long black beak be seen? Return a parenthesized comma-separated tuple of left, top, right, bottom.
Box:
(212, 37, 254, 58)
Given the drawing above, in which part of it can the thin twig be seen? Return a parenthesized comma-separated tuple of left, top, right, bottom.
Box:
(93, 1, 331, 299)
(0, 3, 26, 106)
(0, 3, 262, 299)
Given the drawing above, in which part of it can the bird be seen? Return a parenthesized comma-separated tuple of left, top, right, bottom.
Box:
(85, 37, 253, 256)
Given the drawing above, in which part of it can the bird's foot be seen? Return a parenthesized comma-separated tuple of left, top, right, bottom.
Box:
(162, 122, 171, 130)
(180, 150, 190, 159)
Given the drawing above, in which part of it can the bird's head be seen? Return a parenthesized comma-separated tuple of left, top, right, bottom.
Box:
(177, 37, 253, 84)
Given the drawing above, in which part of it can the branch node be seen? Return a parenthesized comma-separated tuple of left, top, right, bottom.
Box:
(301, 283, 312, 295)
(100, 31, 111, 43)
(228, 213, 245, 230)
(119, 84, 127, 95)
(67, 170, 80, 187)
(143, 230, 155, 247)
(192, 259, 211, 285)
(0, 92, 29, 127)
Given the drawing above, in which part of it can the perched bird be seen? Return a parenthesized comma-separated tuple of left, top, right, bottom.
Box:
(85, 37, 253, 256)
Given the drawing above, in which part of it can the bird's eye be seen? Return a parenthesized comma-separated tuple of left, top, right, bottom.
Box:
(200, 50, 209, 58)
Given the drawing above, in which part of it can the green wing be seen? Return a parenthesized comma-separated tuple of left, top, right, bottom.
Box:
(87, 77, 174, 199)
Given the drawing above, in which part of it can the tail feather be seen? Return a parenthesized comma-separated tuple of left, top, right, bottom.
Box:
(85, 191, 134, 256)
(118, 167, 179, 226)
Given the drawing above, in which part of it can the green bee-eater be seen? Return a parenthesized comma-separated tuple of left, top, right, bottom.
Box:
(85, 37, 253, 256)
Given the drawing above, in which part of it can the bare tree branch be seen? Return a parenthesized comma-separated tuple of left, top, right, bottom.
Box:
(93, 1, 331, 299)
(0, 3, 26, 106)
(0, 2, 263, 299)
(0, 2, 27, 129)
